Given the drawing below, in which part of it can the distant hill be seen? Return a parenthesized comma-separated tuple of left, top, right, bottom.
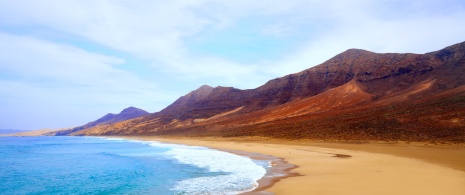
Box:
(51, 107, 149, 136)
(0, 129, 30, 135)
(13, 128, 65, 136)
(69, 41, 465, 142)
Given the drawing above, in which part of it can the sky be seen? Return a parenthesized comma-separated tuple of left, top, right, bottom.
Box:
(1, 0, 465, 130)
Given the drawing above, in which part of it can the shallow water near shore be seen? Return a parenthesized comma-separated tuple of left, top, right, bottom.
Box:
(0, 136, 267, 194)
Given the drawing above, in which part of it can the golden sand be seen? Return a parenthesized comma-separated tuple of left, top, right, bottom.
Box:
(121, 136, 465, 195)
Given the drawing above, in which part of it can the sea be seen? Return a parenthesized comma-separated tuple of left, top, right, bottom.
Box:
(0, 136, 268, 195)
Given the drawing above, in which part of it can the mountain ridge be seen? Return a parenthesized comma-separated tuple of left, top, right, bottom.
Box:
(52, 107, 149, 136)
(62, 41, 465, 142)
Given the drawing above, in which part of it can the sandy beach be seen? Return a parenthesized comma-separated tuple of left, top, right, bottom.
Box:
(121, 136, 465, 195)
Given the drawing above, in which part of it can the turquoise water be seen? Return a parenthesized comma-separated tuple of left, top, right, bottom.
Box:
(0, 136, 267, 194)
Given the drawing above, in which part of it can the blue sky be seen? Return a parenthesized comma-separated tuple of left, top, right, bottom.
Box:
(1, 0, 465, 130)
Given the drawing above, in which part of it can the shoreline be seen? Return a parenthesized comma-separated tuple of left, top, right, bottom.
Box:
(217, 148, 300, 195)
(117, 136, 465, 195)
(116, 136, 297, 194)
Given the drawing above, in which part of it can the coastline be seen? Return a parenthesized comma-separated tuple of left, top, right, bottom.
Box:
(216, 148, 300, 195)
(116, 136, 298, 194)
(117, 136, 465, 195)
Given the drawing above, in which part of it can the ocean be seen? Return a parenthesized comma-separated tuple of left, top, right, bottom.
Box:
(0, 136, 268, 194)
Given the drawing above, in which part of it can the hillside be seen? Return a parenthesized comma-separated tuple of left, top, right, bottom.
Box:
(71, 42, 465, 142)
(52, 107, 149, 136)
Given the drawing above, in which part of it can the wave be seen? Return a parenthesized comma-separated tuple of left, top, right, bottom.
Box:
(97, 137, 127, 142)
(92, 137, 267, 194)
(148, 142, 267, 194)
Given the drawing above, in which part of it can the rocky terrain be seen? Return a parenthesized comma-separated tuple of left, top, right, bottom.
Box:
(59, 41, 465, 142)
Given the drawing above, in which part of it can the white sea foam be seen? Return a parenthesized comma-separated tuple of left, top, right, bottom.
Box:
(99, 137, 126, 142)
(148, 141, 267, 194)
(92, 138, 267, 194)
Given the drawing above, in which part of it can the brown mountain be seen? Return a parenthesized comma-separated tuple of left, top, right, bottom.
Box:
(53, 107, 149, 136)
(71, 42, 465, 142)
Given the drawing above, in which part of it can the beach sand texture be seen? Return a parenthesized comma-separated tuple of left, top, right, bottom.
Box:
(124, 137, 465, 195)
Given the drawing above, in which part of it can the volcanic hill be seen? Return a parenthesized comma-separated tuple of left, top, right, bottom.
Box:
(64, 42, 465, 142)
(52, 107, 149, 136)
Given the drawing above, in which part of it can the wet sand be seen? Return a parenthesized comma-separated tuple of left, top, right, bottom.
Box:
(120, 136, 465, 195)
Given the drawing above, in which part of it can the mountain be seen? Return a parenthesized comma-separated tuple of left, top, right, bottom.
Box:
(52, 107, 149, 136)
(87, 107, 149, 126)
(71, 42, 465, 142)
(14, 128, 67, 136)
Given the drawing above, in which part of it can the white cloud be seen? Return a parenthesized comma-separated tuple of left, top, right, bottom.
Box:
(0, 1, 319, 81)
(0, 33, 125, 81)
(262, 0, 465, 76)
(0, 33, 174, 129)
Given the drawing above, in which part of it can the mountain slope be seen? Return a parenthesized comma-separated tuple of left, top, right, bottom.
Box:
(53, 107, 149, 135)
(72, 41, 465, 142)
(88, 107, 149, 126)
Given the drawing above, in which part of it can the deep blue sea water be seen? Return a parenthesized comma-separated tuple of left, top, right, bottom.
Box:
(0, 136, 267, 195)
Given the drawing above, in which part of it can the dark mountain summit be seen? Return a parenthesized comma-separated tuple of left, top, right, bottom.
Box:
(52, 107, 148, 136)
(92, 107, 149, 125)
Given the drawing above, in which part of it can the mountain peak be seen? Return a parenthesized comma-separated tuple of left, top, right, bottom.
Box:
(314, 48, 377, 68)
(188, 85, 214, 99)
(90, 106, 149, 125)
(161, 85, 214, 114)
(52, 106, 149, 136)
(440, 41, 465, 52)
(430, 41, 465, 60)
(120, 106, 147, 114)
(198, 84, 213, 90)
(339, 48, 375, 56)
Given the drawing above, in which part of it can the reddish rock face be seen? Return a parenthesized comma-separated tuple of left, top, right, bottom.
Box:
(158, 42, 464, 119)
(69, 41, 465, 142)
